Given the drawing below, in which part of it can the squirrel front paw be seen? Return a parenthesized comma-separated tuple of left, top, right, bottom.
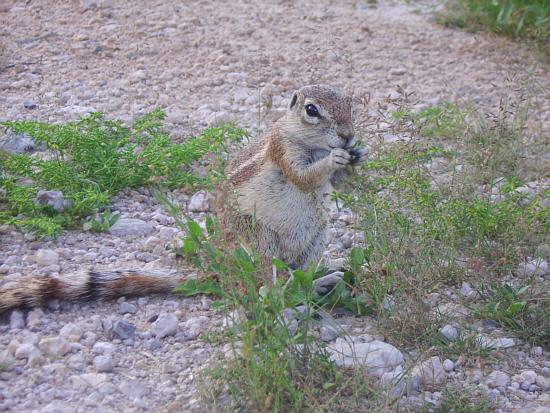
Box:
(348, 147, 368, 165)
(329, 148, 352, 169)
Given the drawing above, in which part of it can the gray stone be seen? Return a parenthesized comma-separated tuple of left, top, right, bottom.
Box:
(472, 319, 498, 333)
(71, 373, 108, 390)
(477, 335, 516, 349)
(327, 258, 347, 271)
(151, 313, 178, 338)
(313, 271, 343, 295)
(34, 190, 73, 212)
(187, 190, 212, 212)
(112, 320, 136, 340)
(459, 281, 474, 298)
(486, 371, 510, 388)
(380, 366, 405, 397)
(39, 337, 71, 358)
(412, 356, 445, 388)
(531, 346, 543, 356)
(535, 375, 550, 391)
(119, 380, 150, 398)
(108, 218, 155, 237)
(14, 343, 43, 366)
(519, 370, 537, 385)
(0, 133, 37, 154)
(520, 380, 531, 391)
(9, 310, 25, 329)
(59, 323, 84, 340)
(93, 355, 114, 373)
(184, 316, 207, 339)
(327, 338, 404, 377)
(442, 359, 454, 372)
(320, 326, 338, 342)
(40, 400, 74, 413)
(439, 324, 459, 341)
(517, 259, 548, 277)
(119, 302, 137, 314)
(92, 341, 116, 355)
(15, 343, 40, 359)
(36, 249, 59, 266)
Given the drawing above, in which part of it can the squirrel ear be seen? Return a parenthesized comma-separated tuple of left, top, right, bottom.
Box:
(289, 92, 298, 110)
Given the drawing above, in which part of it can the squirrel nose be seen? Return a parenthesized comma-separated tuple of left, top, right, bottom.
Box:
(337, 127, 354, 146)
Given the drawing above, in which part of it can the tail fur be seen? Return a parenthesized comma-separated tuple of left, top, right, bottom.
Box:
(0, 269, 186, 316)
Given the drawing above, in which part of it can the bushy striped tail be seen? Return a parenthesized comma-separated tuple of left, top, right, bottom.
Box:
(0, 269, 186, 315)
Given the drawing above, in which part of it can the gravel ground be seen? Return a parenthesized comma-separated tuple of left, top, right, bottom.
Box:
(1, 1, 549, 412)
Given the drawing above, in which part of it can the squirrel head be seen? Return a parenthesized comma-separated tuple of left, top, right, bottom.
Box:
(281, 84, 354, 151)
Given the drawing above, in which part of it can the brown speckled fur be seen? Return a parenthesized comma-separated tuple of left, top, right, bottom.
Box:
(217, 84, 364, 269)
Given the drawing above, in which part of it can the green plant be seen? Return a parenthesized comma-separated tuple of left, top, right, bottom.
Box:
(0, 110, 246, 236)
(437, 0, 550, 53)
(473, 283, 550, 348)
(82, 208, 120, 232)
(337, 96, 548, 356)
(390, 103, 466, 139)
(429, 386, 492, 413)
(171, 215, 386, 412)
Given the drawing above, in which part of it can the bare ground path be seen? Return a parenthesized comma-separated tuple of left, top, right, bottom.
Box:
(0, 1, 549, 412)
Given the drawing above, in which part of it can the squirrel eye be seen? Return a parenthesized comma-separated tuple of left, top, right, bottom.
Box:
(305, 104, 321, 118)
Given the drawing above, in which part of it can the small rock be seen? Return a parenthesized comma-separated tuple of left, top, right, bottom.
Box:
(71, 373, 108, 390)
(36, 249, 59, 266)
(412, 356, 445, 388)
(92, 342, 116, 355)
(531, 346, 543, 357)
(112, 320, 136, 340)
(519, 370, 538, 385)
(327, 338, 404, 377)
(15, 343, 43, 366)
(477, 335, 516, 349)
(39, 337, 71, 358)
(442, 359, 454, 372)
(313, 271, 343, 295)
(535, 375, 550, 391)
(40, 400, 73, 413)
(109, 218, 155, 237)
(380, 366, 405, 397)
(93, 355, 114, 373)
(327, 258, 347, 271)
(119, 380, 150, 398)
(9, 310, 25, 329)
(459, 281, 475, 298)
(34, 190, 73, 212)
(320, 326, 338, 342)
(15, 343, 40, 359)
(151, 313, 178, 338)
(472, 319, 498, 333)
(130, 70, 147, 82)
(119, 302, 137, 314)
(59, 323, 84, 340)
(187, 190, 212, 212)
(382, 295, 395, 311)
(0, 133, 38, 153)
(486, 371, 510, 388)
(26, 308, 44, 330)
(439, 324, 459, 341)
(517, 259, 548, 277)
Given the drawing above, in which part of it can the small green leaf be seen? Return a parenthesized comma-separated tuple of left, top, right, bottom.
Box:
(183, 237, 198, 254)
(176, 278, 223, 297)
(187, 220, 203, 238)
(272, 258, 288, 271)
(508, 301, 526, 316)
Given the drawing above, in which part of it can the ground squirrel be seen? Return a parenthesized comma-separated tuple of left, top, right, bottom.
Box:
(0, 85, 366, 316)
(219, 84, 367, 269)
